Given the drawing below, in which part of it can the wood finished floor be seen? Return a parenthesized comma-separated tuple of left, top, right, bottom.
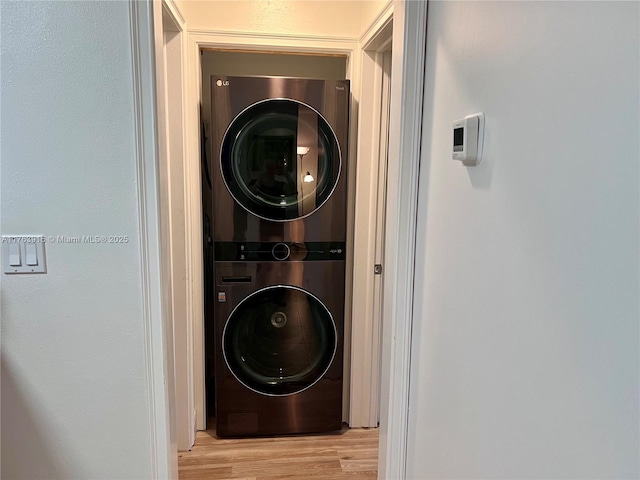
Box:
(178, 422, 379, 480)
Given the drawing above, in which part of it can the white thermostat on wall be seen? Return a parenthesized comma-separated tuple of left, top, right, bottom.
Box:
(452, 112, 485, 166)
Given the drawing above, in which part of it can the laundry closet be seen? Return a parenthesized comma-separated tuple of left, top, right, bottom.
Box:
(161, 0, 394, 448)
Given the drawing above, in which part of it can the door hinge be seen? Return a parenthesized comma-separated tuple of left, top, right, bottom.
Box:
(374, 264, 383, 275)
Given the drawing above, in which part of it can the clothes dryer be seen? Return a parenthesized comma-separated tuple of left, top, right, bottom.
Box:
(210, 76, 349, 244)
(213, 246, 345, 437)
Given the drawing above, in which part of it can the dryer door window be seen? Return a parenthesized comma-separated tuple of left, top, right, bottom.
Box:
(221, 99, 341, 221)
(223, 285, 337, 396)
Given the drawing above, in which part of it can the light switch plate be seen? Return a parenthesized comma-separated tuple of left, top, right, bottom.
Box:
(2, 235, 47, 274)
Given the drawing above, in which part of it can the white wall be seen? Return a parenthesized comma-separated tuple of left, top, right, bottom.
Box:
(407, 1, 639, 478)
(1, 2, 156, 478)
(179, 0, 365, 37)
(358, 0, 391, 35)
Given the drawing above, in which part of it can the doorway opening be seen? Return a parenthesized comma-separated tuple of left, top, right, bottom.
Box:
(147, 1, 428, 476)
(160, 1, 403, 454)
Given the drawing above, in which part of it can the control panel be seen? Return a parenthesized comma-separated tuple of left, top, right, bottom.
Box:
(214, 242, 346, 262)
(452, 112, 485, 166)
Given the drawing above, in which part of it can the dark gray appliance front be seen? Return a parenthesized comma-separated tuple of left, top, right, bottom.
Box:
(210, 76, 350, 243)
(213, 259, 345, 437)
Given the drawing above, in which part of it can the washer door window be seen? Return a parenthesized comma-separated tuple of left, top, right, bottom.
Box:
(223, 286, 337, 396)
(221, 99, 341, 221)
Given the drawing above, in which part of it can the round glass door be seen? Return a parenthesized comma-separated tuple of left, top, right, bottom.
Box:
(222, 285, 337, 396)
(221, 99, 341, 221)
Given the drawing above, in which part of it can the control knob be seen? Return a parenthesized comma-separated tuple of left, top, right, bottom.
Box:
(272, 243, 290, 261)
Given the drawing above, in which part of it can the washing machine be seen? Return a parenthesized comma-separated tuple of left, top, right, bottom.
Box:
(209, 75, 350, 243)
(210, 75, 349, 436)
(213, 251, 345, 437)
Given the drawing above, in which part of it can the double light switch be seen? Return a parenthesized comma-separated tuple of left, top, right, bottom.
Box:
(2, 236, 47, 274)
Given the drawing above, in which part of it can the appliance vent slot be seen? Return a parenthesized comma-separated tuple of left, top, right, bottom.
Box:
(222, 275, 252, 283)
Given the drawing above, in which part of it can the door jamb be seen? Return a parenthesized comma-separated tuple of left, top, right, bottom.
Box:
(129, 0, 177, 476)
(349, 4, 393, 428)
(378, 1, 428, 478)
(157, 0, 197, 452)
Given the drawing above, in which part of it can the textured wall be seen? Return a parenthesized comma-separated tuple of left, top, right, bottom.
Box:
(358, 0, 391, 34)
(179, 0, 365, 37)
(407, 1, 639, 478)
(1, 2, 153, 478)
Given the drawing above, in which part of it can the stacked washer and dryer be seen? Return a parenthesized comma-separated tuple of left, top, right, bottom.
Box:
(209, 76, 350, 437)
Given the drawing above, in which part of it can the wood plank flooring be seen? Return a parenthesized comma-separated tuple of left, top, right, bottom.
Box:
(178, 422, 379, 480)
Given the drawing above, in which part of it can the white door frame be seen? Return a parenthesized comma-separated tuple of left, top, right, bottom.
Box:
(349, 3, 394, 428)
(135, 0, 428, 476)
(129, 0, 177, 477)
(155, 0, 197, 452)
(378, 1, 428, 478)
(184, 29, 361, 430)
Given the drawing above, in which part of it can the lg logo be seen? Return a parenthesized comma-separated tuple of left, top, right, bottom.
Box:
(216, 79, 230, 87)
